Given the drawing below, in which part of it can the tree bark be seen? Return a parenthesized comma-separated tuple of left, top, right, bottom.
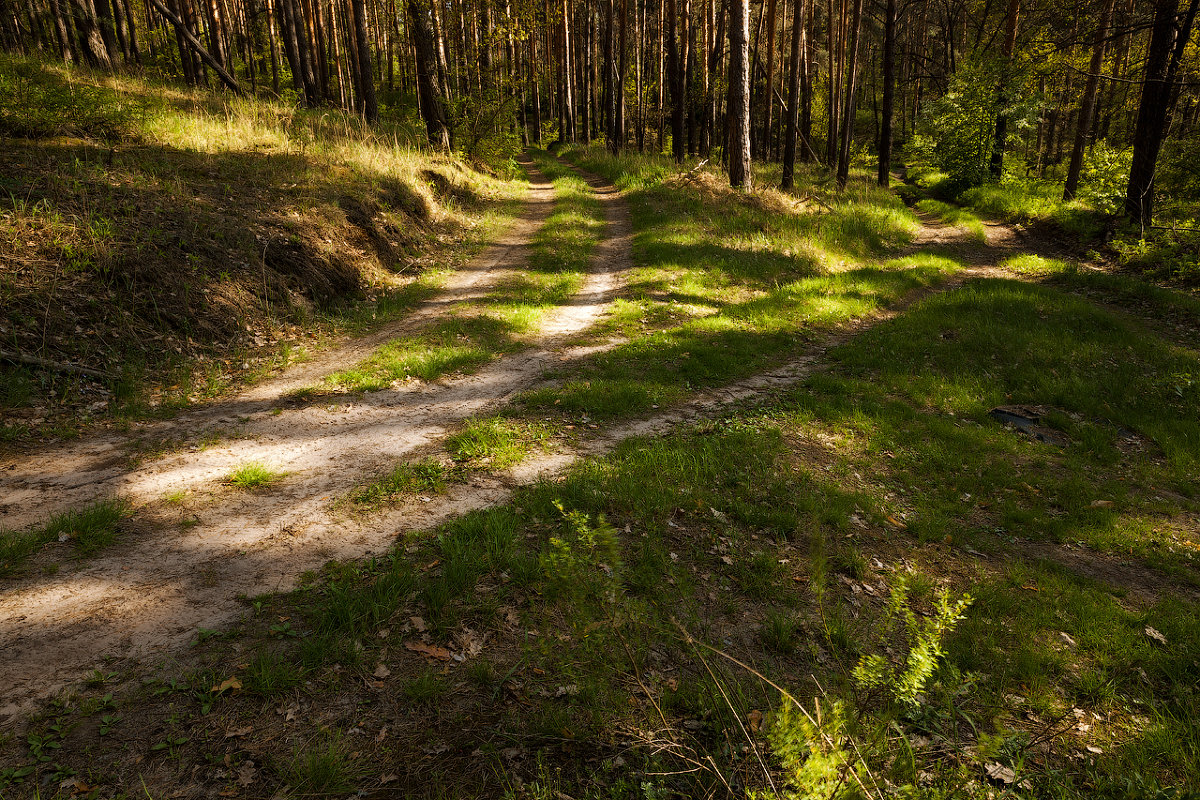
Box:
(351, 0, 378, 121)
(988, 0, 1019, 179)
(1125, 0, 1198, 224)
(408, 0, 452, 147)
(781, 0, 803, 187)
(834, 0, 862, 188)
(876, 0, 895, 186)
(1063, 0, 1115, 199)
(727, 0, 750, 186)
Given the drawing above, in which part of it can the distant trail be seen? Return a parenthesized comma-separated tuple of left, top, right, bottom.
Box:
(0, 156, 633, 723)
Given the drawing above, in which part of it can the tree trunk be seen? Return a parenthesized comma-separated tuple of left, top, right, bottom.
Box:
(834, 0, 861, 188)
(1125, 0, 1198, 224)
(761, 0, 777, 158)
(781, 0, 803, 187)
(49, 0, 75, 62)
(351, 0, 378, 121)
(68, 0, 112, 67)
(408, 0, 452, 147)
(727, 0, 750, 186)
(988, 0, 1019, 179)
(876, 0, 895, 185)
(148, 0, 242, 90)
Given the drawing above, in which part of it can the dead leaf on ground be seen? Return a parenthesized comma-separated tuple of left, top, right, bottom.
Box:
(373, 663, 391, 678)
(224, 726, 253, 739)
(405, 640, 454, 661)
(211, 676, 243, 694)
(237, 761, 257, 787)
(748, 709, 763, 733)
(985, 763, 1016, 784)
(410, 615, 427, 632)
(1145, 626, 1167, 645)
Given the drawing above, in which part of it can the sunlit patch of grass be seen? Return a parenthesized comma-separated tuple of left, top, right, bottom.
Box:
(446, 417, 554, 470)
(226, 462, 286, 490)
(1002, 254, 1076, 276)
(517, 263, 959, 420)
(352, 458, 450, 506)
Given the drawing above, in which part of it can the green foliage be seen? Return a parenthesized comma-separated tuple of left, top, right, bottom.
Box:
(852, 575, 972, 706)
(225, 462, 286, 489)
(0, 55, 139, 141)
(1078, 142, 1132, 215)
(352, 458, 450, 504)
(760, 699, 859, 800)
(911, 57, 1037, 191)
(542, 502, 622, 597)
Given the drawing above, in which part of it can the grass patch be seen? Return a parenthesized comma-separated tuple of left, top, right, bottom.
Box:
(1, 497, 131, 574)
(225, 462, 286, 490)
(351, 458, 450, 505)
(446, 417, 553, 469)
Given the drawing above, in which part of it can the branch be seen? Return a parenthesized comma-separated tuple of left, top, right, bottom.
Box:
(0, 350, 115, 380)
(146, 0, 243, 95)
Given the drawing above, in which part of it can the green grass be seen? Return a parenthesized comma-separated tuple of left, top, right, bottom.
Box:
(1, 498, 131, 574)
(351, 458, 450, 505)
(445, 417, 553, 469)
(225, 462, 286, 489)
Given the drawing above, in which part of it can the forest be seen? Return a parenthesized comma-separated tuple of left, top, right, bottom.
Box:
(2, 0, 1199, 225)
(1, 0, 1200, 796)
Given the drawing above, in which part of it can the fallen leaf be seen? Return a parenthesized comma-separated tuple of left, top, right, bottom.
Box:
(410, 616, 427, 632)
(748, 709, 763, 733)
(211, 676, 243, 694)
(985, 763, 1016, 784)
(224, 726, 253, 739)
(1090, 500, 1114, 508)
(373, 664, 391, 678)
(1145, 626, 1167, 645)
(375, 726, 389, 744)
(236, 761, 257, 787)
(380, 774, 398, 784)
(1086, 746, 1104, 755)
(405, 640, 454, 661)
(1059, 632, 1077, 648)
(885, 514, 907, 529)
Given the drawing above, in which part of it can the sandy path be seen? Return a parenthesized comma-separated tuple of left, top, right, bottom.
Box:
(0, 158, 633, 723)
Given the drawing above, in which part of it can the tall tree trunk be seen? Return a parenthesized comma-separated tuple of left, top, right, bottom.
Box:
(834, 0, 861, 188)
(988, 0, 1019, 178)
(68, 0, 112, 67)
(1125, 0, 1198, 224)
(666, 0, 682, 160)
(1063, 0, 1115, 199)
(876, 0, 895, 185)
(408, 0, 452, 147)
(49, 0, 74, 61)
(761, 0, 777, 157)
(781, 0, 804, 187)
(727, 0, 750, 185)
(351, 0, 378, 120)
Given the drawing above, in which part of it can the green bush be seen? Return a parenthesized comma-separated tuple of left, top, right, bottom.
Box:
(0, 55, 138, 141)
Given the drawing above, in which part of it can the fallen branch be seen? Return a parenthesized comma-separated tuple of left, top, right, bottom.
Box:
(146, 0, 243, 95)
(0, 350, 114, 380)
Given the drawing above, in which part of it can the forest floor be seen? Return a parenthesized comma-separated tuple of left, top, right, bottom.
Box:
(2, 146, 1199, 799)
